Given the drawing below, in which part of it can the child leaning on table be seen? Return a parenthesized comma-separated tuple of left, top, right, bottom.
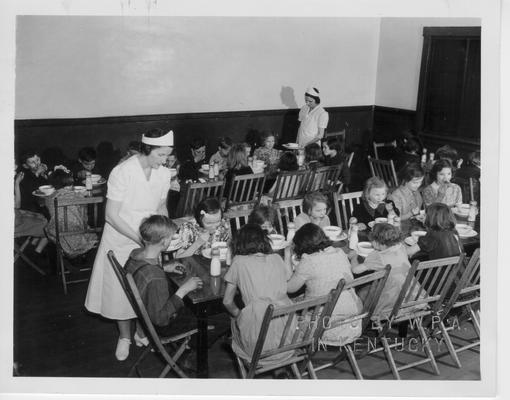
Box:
(350, 223, 415, 319)
(388, 163, 424, 221)
(124, 215, 203, 342)
(294, 191, 331, 230)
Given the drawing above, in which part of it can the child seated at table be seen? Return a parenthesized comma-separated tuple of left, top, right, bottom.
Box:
(422, 159, 462, 207)
(294, 191, 331, 230)
(287, 223, 363, 346)
(125, 215, 203, 341)
(179, 137, 207, 183)
(350, 223, 421, 320)
(389, 163, 424, 221)
(254, 131, 280, 170)
(165, 151, 181, 218)
(209, 136, 232, 172)
(44, 168, 99, 257)
(304, 143, 324, 171)
(70, 146, 98, 183)
(17, 150, 49, 215)
(224, 143, 255, 197)
(322, 137, 351, 186)
(248, 204, 278, 234)
(223, 223, 295, 368)
(176, 197, 231, 258)
(266, 151, 300, 196)
(352, 177, 400, 227)
(406, 202, 463, 260)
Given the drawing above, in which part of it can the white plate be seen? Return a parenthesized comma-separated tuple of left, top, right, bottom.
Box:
(328, 231, 348, 242)
(284, 143, 299, 149)
(202, 248, 227, 260)
(456, 224, 478, 238)
(452, 206, 470, 217)
(458, 230, 478, 238)
(271, 240, 290, 251)
(32, 189, 52, 197)
(82, 178, 106, 186)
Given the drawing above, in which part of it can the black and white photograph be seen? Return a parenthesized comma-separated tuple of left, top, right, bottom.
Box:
(1, 0, 505, 398)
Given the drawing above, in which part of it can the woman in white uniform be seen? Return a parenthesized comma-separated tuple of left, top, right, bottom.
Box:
(296, 87, 329, 147)
(85, 128, 173, 360)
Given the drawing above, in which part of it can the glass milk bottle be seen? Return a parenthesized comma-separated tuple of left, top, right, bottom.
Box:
(421, 148, 428, 164)
(208, 161, 215, 180)
(286, 222, 296, 243)
(210, 248, 221, 276)
(348, 217, 359, 250)
(213, 161, 220, 177)
(468, 201, 478, 223)
(85, 171, 93, 191)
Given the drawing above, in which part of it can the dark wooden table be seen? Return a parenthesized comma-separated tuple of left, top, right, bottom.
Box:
(166, 254, 228, 378)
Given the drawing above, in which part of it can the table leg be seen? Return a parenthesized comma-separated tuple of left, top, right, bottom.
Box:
(196, 306, 209, 378)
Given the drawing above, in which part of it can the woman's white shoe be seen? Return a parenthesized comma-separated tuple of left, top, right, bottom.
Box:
(115, 338, 131, 361)
(134, 332, 149, 347)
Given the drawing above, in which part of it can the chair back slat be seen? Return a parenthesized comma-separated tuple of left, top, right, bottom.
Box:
(387, 256, 463, 323)
(176, 180, 224, 217)
(224, 208, 252, 236)
(373, 140, 397, 160)
(332, 191, 362, 231)
(347, 152, 354, 168)
(273, 199, 303, 237)
(272, 170, 311, 202)
(309, 164, 344, 193)
(438, 249, 480, 317)
(368, 156, 398, 188)
(226, 173, 266, 209)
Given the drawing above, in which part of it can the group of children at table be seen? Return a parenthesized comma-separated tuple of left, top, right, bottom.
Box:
(122, 149, 472, 370)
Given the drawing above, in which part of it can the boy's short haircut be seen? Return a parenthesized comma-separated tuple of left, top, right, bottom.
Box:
(369, 223, 402, 247)
(78, 147, 97, 162)
(19, 149, 39, 165)
(302, 191, 329, 214)
(139, 215, 177, 245)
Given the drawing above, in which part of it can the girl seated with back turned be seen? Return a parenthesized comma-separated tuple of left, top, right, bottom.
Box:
(44, 168, 99, 257)
(406, 202, 463, 260)
(224, 143, 254, 198)
(422, 159, 462, 207)
(287, 223, 363, 346)
(294, 191, 331, 230)
(304, 143, 324, 171)
(266, 151, 300, 196)
(322, 137, 351, 187)
(176, 197, 231, 258)
(350, 223, 419, 320)
(223, 224, 295, 367)
(388, 163, 424, 221)
(352, 177, 400, 227)
(248, 204, 278, 234)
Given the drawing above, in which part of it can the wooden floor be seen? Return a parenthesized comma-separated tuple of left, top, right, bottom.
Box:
(13, 246, 480, 380)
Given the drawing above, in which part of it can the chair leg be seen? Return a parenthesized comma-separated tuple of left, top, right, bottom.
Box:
(159, 338, 189, 378)
(16, 249, 47, 276)
(380, 336, 400, 380)
(306, 359, 318, 379)
(290, 363, 302, 379)
(129, 345, 152, 377)
(57, 253, 68, 295)
(345, 344, 364, 379)
(468, 305, 481, 337)
(235, 355, 247, 379)
(417, 319, 440, 376)
(438, 321, 462, 368)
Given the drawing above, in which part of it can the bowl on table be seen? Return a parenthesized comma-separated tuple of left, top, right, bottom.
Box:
(73, 185, 87, 193)
(357, 242, 374, 257)
(269, 234, 285, 248)
(374, 217, 388, 224)
(38, 185, 55, 195)
(90, 174, 102, 184)
(452, 203, 470, 217)
(455, 224, 474, 237)
(252, 160, 266, 173)
(322, 226, 342, 240)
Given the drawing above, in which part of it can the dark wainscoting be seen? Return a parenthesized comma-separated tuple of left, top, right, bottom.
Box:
(15, 106, 374, 165)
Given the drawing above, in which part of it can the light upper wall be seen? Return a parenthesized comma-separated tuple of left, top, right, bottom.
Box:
(15, 16, 380, 119)
(374, 17, 480, 110)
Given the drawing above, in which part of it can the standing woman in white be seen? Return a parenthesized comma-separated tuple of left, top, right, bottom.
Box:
(296, 87, 329, 147)
(85, 128, 173, 360)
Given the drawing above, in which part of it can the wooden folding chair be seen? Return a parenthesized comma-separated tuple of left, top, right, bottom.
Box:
(224, 207, 253, 238)
(332, 191, 363, 231)
(235, 279, 344, 379)
(54, 196, 104, 294)
(225, 173, 266, 210)
(368, 156, 399, 188)
(373, 140, 397, 160)
(324, 129, 346, 149)
(271, 170, 312, 203)
(175, 180, 225, 217)
(14, 236, 46, 276)
(273, 199, 303, 238)
(309, 266, 392, 379)
(370, 255, 463, 379)
(308, 164, 344, 194)
(433, 249, 480, 368)
(107, 251, 198, 378)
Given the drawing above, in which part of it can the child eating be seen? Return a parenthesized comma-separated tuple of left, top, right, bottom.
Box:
(352, 177, 400, 226)
(294, 191, 331, 230)
(422, 159, 462, 207)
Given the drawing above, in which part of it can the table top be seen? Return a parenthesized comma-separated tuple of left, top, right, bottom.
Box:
(167, 254, 227, 305)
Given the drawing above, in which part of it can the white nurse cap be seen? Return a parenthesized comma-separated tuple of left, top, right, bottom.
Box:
(142, 130, 174, 146)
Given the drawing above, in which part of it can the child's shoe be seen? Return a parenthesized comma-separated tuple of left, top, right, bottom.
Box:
(115, 337, 131, 361)
(134, 332, 149, 347)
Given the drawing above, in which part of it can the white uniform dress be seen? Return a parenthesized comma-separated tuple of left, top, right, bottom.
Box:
(85, 156, 171, 319)
(297, 105, 329, 147)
